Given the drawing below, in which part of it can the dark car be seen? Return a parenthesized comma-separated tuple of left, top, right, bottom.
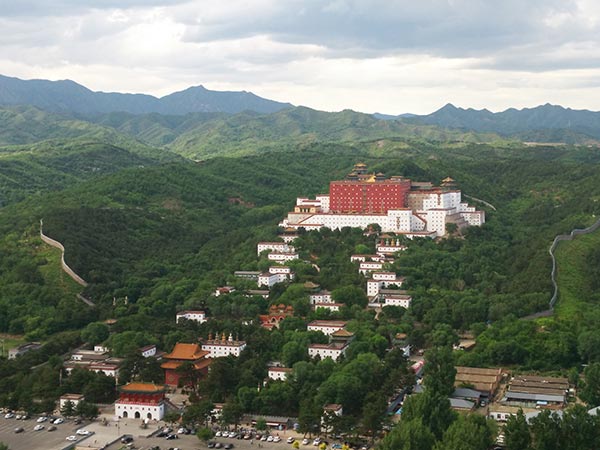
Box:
(165, 434, 178, 440)
(207, 442, 216, 449)
(48, 425, 57, 431)
(224, 444, 234, 449)
(14, 427, 24, 433)
(121, 435, 134, 443)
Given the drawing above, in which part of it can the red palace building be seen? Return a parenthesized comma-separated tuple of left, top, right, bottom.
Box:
(115, 382, 166, 420)
(161, 343, 211, 387)
(329, 163, 411, 213)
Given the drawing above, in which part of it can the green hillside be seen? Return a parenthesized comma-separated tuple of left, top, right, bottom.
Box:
(554, 229, 600, 321)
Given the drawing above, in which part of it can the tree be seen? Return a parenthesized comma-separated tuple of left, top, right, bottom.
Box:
(60, 400, 75, 418)
(529, 410, 561, 450)
(423, 346, 456, 397)
(164, 411, 181, 426)
(434, 414, 495, 450)
(184, 399, 214, 427)
(361, 391, 387, 443)
(81, 322, 109, 346)
(281, 341, 308, 367)
(75, 401, 99, 420)
(378, 419, 435, 450)
(256, 417, 267, 432)
(401, 392, 456, 440)
(221, 400, 243, 429)
(504, 409, 531, 450)
(579, 363, 600, 407)
(197, 427, 213, 444)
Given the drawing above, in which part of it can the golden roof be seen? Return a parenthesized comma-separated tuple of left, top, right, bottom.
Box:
(163, 343, 209, 361)
(119, 382, 165, 393)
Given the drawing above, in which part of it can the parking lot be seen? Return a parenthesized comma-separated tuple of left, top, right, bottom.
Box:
(104, 431, 317, 450)
(0, 415, 91, 450)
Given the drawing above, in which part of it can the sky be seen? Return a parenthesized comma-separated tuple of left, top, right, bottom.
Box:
(2, 0, 600, 114)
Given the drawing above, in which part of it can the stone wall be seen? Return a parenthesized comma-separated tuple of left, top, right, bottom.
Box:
(39, 219, 88, 287)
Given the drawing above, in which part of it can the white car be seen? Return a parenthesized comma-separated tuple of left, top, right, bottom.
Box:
(36, 416, 47, 423)
(273, 436, 281, 443)
(34, 424, 44, 431)
(261, 435, 268, 441)
(66, 435, 78, 441)
(267, 436, 274, 442)
(302, 438, 310, 445)
(313, 438, 321, 446)
(76, 429, 91, 435)
(53, 418, 64, 424)
(287, 436, 295, 444)
(215, 431, 222, 437)
(4, 413, 15, 419)
(229, 431, 237, 438)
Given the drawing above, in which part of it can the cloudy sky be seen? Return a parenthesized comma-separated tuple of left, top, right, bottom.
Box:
(3, 0, 600, 114)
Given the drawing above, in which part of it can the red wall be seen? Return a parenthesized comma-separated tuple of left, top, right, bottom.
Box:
(329, 181, 409, 213)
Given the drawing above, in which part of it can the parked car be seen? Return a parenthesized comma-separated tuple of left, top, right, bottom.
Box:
(224, 444, 234, 449)
(267, 435, 274, 442)
(273, 436, 281, 442)
(302, 438, 310, 445)
(76, 429, 91, 435)
(48, 425, 57, 431)
(287, 436, 295, 444)
(207, 442, 216, 448)
(229, 431, 237, 438)
(214, 443, 223, 449)
(313, 438, 321, 446)
(34, 424, 45, 431)
(36, 416, 48, 423)
(121, 435, 134, 443)
(244, 434, 252, 440)
(165, 434, 178, 440)
(261, 435, 268, 441)
(4, 412, 15, 419)
(14, 427, 24, 433)
(53, 418, 64, 424)
(66, 435, 78, 441)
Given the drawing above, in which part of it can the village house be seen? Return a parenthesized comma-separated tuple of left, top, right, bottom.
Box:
(267, 251, 299, 263)
(309, 290, 333, 304)
(214, 286, 236, 297)
(176, 310, 207, 324)
(257, 242, 295, 255)
(308, 342, 348, 362)
(259, 304, 295, 329)
(313, 302, 343, 312)
(268, 366, 293, 381)
(307, 320, 348, 336)
(201, 333, 247, 358)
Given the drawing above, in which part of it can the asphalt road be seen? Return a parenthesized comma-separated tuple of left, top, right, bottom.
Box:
(0, 415, 90, 450)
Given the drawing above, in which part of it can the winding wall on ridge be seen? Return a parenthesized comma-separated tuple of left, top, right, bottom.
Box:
(549, 217, 600, 309)
(39, 219, 88, 287)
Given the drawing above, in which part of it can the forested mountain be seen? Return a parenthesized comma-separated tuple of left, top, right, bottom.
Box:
(0, 74, 292, 116)
(405, 103, 600, 142)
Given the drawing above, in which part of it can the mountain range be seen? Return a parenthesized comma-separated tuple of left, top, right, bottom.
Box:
(2, 74, 600, 150)
(0, 74, 292, 116)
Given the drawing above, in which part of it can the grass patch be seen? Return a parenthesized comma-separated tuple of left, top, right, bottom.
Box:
(35, 236, 82, 297)
(0, 333, 26, 355)
(554, 229, 600, 321)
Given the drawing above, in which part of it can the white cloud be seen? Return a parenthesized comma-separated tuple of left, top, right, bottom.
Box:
(3, 0, 600, 114)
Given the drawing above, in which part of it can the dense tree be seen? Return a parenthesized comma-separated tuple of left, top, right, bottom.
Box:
(434, 414, 495, 450)
(579, 362, 600, 407)
(504, 409, 531, 450)
(81, 322, 109, 345)
(378, 419, 435, 450)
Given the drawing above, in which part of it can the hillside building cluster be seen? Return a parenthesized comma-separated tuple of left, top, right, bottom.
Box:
(279, 163, 484, 237)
